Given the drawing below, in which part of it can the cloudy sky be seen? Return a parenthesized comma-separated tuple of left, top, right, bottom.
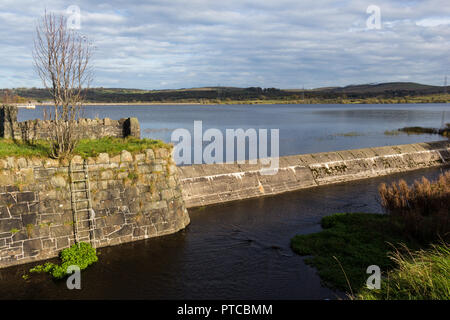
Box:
(1, 0, 449, 89)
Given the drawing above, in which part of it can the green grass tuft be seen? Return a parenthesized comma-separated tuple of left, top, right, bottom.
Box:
(358, 242, 450, 300)
(0, 140, 50, 158)
(74, 136, 170, 158)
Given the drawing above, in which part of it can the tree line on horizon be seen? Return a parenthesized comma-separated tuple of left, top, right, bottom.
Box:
(1, 82, 449, 104)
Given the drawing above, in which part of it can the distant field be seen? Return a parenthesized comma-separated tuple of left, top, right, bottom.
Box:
(2, 82, 449, 104)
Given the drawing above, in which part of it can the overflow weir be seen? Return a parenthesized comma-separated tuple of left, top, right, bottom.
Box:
(177, 141, 450, 208)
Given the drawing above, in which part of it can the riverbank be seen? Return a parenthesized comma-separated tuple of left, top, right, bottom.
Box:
(291, 213, 418, 291)
(291, 212, 449, 299)
(291, 171, 450, 300)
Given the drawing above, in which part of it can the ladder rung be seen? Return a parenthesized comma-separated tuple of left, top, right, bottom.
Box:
(70, 159, 95, 248)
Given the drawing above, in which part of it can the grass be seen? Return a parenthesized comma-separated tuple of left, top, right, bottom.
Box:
(0, 139, 50, 158)
(291, 212, 450, 299)
(0, 137, 170, 159)
(291, 213, 421, 292)
(358, 242, 450, 300)
(74, 137, 170, 158)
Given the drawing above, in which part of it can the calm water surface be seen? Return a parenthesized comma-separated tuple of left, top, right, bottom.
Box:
(19, 103, 450, 157)
(0, 166, 447, 299)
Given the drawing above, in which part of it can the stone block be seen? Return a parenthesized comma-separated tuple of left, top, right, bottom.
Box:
(22, 213, 37, 226)
(42, 239, 56, 249)
(9, 203, 29, 216)
(23, 239, 42, 257)
(50, 225, 73, 237)
(56, 237, 69, 249)
(145, 149, 155, 161)
(120, 150, 133, 162)
(104, 214, 125, 226)
(0, 193, 15, 206)
(97, 153, 110, 164)
(0, 206, 10, 219)
(17, 191, 35, 203)
(108, 224, 132, 239)
(50, 175, 67, 188)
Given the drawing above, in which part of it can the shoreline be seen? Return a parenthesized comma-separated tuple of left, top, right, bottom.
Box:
(34, 100, 450, 107)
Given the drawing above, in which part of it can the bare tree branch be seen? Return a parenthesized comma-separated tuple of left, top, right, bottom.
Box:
(33, 11, 93, 158)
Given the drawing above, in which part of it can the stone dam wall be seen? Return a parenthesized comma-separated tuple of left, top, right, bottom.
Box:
(1, 140, 449, 268)
(0, 105, 140, 140)
(0, 148, 189, 269)
(177, 141, 450, 208)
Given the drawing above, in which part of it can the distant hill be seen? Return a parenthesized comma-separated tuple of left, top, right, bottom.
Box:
(328, 82, 440, 93)
(1, 82, 448, 104)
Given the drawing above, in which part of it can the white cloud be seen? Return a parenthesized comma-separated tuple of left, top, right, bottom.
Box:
(0, 0, 449, 89)
(416, 17, 450, 27)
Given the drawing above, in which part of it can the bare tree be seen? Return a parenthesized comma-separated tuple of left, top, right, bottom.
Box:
(33, 11, 93, 158)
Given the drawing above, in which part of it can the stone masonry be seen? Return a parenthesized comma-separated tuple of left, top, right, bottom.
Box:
(0, 105, 140, 141)
(0, 148, 190, 269)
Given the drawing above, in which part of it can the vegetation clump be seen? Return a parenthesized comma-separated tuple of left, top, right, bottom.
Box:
(29, 242, 98, 280)
(291, 172, 450, 299)
(398, 123, 450, 137)
(379, 171, 450, 241)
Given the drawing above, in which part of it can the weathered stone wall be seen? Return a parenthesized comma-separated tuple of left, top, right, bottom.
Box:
(0, 148, 189, 269)
(178, 141, 450, 208)
(0, 105, 140, 140)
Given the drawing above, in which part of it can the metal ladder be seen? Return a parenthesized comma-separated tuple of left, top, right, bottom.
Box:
(69, 159, 96, 248)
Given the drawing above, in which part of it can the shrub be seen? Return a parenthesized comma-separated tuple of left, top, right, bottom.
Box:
(29, 242, 98, 279)
(378, 172, 450, 241)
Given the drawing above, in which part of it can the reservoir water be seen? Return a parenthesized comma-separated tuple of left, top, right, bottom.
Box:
(19, 103, 450, 157)
(4, 103, 448, 299)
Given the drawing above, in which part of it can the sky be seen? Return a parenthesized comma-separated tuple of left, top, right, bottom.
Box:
(0, 0, 449, 90)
